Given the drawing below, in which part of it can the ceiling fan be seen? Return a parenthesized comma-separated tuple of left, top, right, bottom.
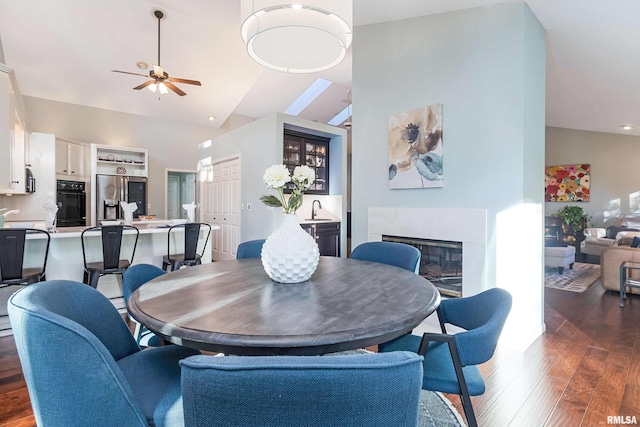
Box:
(112, 10, 201, 97)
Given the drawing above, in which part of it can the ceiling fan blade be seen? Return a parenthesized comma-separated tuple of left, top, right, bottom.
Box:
(165, 81, 186, 96)
(133, 80, 155, 90)
(169, 77, 201, 86)
(112, 70, 149, 77)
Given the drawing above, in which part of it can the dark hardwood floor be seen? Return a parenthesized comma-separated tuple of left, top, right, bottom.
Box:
(1, 278, 638, 426)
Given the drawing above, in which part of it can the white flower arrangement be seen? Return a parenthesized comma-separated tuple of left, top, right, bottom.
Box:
(260, 164, 315, 214)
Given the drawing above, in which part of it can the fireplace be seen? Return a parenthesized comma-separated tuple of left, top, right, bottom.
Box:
(383, 235, 462, 297)
(368, 207, 488, 298)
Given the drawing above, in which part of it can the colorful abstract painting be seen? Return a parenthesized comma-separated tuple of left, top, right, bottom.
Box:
(545, 164, 590, 202)
(388, 103, 443, 189)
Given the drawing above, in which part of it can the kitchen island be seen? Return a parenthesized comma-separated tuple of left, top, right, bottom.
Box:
(0, 221, 217, 335)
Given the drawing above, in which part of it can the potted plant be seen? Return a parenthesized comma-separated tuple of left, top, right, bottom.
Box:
(552, 206, 591, 246)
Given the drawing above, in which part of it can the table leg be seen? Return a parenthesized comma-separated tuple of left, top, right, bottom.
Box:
(620, 264, 627, 308)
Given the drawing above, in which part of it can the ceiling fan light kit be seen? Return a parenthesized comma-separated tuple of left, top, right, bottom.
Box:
(112, 9, 201, 96)
(240, 1, 352, 73)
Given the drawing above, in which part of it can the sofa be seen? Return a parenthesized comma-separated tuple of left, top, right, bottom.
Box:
(581, 226, 640, 257)
(601, 246, 640, 294)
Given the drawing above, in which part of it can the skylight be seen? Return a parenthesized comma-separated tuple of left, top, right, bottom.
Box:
(284, 78, 332, 116)
(328, 104, 351, 126)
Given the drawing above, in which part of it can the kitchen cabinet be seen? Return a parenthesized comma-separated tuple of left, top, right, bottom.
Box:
(301, 222, 340, 257)
(0, 64, 27, 194)
(283, 130, 329, 195)
(56, 139, 87, 180)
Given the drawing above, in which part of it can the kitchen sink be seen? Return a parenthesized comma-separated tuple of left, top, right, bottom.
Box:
(305, 218, 333, 221)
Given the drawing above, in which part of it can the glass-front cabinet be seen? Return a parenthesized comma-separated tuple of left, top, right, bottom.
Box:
(283, 130, 329, 195)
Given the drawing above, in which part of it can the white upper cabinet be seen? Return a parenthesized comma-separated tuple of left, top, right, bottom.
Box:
(56, 139, 87, 180)
(0, 64, 27, 194)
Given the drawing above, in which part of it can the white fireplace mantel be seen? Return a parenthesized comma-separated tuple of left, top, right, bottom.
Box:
(368, 207, 487, 297)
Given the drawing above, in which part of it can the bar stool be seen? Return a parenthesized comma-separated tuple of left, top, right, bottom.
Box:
(81, 225, 139, 288)
(0, 228, 50, 287)
(162, 222, 211, 271)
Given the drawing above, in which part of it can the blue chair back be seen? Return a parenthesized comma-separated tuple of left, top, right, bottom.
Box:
(350, 241, 421, 273)
(440, 287, 512, 366)
(236, 239, 266, 259)
(181, 351, 424, 427)
(7, 280, 148, 426)
(123, 263, 167, 303)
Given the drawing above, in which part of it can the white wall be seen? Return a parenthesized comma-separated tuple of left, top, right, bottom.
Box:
(351, 3, 546, 349)
(23, 96, 221, 218)
(545, 126, 640, 227)
(199, 113, 347, 251)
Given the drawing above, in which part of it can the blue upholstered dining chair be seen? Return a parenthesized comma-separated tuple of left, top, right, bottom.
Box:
(123, 263, 166, 347)
(181, 351, 424, 427)
(236, 239, 265, 259)
(379, 287, 512, 427)
(8, 280, 199, 427)
(350, 241, 421, 273)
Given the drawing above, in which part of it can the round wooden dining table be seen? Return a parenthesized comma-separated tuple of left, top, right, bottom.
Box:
(127, 256, 441, 355)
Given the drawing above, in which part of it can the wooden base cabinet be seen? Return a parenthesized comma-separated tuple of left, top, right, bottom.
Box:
(302, 222, 340, 257)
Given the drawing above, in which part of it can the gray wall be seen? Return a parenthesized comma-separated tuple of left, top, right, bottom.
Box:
(199, 113, 347, 250)
(545, 126, 640, 227)
(351, 3, 545, 347)
(23, 96, 221, 217)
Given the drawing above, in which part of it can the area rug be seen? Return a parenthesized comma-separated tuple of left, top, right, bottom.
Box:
(418, 390, 466, 426)
(545, 262, 600, 293)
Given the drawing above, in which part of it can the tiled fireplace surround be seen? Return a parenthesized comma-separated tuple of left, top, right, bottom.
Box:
(368, 207, 488, 297)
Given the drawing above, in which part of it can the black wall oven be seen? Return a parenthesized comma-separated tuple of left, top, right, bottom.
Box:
(56, 180, 87, 227)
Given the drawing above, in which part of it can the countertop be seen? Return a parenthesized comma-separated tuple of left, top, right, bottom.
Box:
(298, 219, 341, 225)
(4, 220, 220, 239)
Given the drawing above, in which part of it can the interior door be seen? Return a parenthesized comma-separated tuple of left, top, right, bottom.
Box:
(202, 157, 240, 261)
(220, 159, 240, 260)
(167, 175, 180, 219)
(185, 173, 196, 206)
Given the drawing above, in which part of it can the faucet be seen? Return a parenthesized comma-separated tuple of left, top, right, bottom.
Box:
(311, 200, 322, 220)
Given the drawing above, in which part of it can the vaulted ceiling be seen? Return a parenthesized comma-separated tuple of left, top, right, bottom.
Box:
(0, 0, 638, 136)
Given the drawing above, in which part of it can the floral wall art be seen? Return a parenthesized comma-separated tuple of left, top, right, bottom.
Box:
(388, 103, 443, 189)
(545, 164, 590, 202)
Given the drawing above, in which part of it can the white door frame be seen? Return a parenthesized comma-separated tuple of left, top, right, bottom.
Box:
(164, 168, 196, 220)
(201, 154, 241, 261)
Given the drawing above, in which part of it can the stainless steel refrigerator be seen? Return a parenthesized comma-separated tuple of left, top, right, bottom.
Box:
(95, 175, 147, 222)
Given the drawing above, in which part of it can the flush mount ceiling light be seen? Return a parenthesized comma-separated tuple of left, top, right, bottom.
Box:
(621, 124, 634, 130)
(240, 1, 352, 73)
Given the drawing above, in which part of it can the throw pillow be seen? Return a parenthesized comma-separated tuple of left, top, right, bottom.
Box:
(606, 226, 640, 239)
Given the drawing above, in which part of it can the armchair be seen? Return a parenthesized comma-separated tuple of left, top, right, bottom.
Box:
(8, 280, 199, 426)
(181, 351, 424, 426)
(350, 241, 421, 273)
(601, 246, 640, 294)
(581, 227, 614, 257)
(378, 288, 512, 427)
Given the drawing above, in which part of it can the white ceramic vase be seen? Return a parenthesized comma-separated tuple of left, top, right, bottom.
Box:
(261, 213, 320, 283)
